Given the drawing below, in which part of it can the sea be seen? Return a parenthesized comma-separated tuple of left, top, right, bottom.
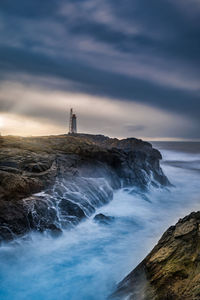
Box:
(0, 142, 199, 300)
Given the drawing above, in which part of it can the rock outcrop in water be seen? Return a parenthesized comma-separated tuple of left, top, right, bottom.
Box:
(111, 211, 200, 300)
(0, 134, 169, 241)
(94, 213, 115, 225)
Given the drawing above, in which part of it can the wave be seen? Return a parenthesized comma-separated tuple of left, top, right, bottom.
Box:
(0, 148, 199, 299)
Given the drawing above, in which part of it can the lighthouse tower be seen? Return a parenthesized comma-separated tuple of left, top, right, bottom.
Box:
(68, 108, 77, 134)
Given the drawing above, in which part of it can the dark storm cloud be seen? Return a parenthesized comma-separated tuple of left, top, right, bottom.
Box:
(0, 0, 59, 18)
(0, 45, 199, 121)
(125, 125, 146, 133)
(0, 0, 199, 138)
(59, 0, 200, 64)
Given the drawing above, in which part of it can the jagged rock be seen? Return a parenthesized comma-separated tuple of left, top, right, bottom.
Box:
(111, 211, 200, 300)
(0, 134, 169, 241)
(94, 213, 115, 225)
(25, 196, 60, 232)
(0, 200, 30, 241)
(58, 199, 86, 221)
(0, 170, 44, 201)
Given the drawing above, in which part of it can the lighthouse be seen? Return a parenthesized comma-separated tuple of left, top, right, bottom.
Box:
(68, 108, 77, 134)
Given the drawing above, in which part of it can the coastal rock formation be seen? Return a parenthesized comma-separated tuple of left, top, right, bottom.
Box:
(0, 134, 169, 241)
(111, 211, 200, 300)
(94, 213, 115, 225)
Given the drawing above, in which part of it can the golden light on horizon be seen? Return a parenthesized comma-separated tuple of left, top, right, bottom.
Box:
(0, 80, 197, 141)
(0, 113, 63, 137)
(0, 116, 4, 129)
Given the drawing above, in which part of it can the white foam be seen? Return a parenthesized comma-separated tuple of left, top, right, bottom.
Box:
(0, 149, 199, 300)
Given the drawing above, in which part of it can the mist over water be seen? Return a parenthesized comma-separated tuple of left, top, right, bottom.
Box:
(0, 144, 200, 300)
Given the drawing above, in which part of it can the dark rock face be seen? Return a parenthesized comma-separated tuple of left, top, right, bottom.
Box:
(94, 213, 115, 225)
(0, 134, 169, 241)
(111, 211, 200, 300)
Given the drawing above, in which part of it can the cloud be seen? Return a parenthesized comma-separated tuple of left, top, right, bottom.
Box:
(0, 80, 198, 139)
(125, 125, 146, 133)
(0, 45, 199, 122)
(0, 0, 59, 18)
(0, 0, 199, 139)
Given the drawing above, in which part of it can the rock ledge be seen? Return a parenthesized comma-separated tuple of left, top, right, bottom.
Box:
(111, 211, 200, 300)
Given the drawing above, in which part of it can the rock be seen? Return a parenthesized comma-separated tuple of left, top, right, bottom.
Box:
(94, 213, 115, 225)
(0, 170, 44, 201)
(58, 199, 86, 222)
(174, 218, 197, 238)
(0, 200, 30, 241)
(0, 134, 169, 241)
(111, 211, 200, 300)
(45, 224, 62, 238)
(25, 196, 60, 232)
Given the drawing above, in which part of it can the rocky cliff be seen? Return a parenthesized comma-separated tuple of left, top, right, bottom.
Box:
(0, 134, 169, 242)
(111, 211, 200, 300)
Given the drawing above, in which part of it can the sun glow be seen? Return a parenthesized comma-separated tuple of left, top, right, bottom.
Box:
(0, 116, 4, 129)
(0, 81, 197, 140)
(0, 113, 62, 136)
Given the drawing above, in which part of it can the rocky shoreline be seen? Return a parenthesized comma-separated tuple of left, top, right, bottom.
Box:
(111, 211, 200, 300)
(0, 134, 169, 242)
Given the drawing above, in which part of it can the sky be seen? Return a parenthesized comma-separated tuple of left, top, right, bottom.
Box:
(0, 0, 199, 140)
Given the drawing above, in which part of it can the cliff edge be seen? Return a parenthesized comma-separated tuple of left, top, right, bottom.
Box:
(0, 134, 169, 241)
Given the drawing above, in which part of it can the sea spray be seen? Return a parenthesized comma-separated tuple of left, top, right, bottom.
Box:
(0, 148, 200, 300)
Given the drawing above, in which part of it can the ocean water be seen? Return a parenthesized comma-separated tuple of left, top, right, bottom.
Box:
(0, 142, 200, 300)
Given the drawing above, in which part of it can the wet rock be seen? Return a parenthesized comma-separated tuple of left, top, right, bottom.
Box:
(94, 213, 115, 225)
(0, 200, 30, 241)
(58, 198, 86, 221)
(46, 225, 62, 238)
(25, 196, 59, 232)
(0, 134, 169, 241)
